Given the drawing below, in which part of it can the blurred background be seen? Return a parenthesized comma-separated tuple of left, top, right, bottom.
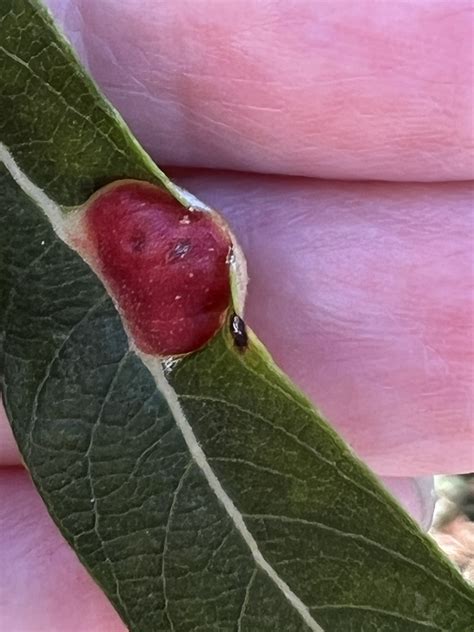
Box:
(430, 473, 474, 583)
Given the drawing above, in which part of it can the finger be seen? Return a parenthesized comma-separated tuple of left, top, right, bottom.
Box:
(0, 403, 20, 465)
(382, 476, 434, 532)
(2, 175, 472, 475)
(174, 171, 474, 476)
(0, 468, 434, 630)
(45, 0, 473, 180)
(0, 469, 125, 632)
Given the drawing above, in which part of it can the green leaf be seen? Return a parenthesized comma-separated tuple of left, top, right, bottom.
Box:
(1, 2, 473, 632)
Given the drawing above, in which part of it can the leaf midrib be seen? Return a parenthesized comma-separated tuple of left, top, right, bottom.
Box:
(1, 143, 324, 632)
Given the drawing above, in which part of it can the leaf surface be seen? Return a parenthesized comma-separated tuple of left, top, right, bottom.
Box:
(1, 2, 473, 631)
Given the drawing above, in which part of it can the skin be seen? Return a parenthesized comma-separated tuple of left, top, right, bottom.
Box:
(1, 1, 472, 630)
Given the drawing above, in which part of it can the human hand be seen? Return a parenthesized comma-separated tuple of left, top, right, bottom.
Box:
(1, 2, 472, 630)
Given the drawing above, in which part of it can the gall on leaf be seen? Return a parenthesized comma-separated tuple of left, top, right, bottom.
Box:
(84, 181, 233, 356)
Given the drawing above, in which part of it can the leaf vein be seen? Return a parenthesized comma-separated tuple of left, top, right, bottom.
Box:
(244, 512, 469, 603)
(237, 568, 257, 632)
(0, 44, 131, 164)
(25, 293, 107, 458)
(162, 462, 193, 632)
(85, 351, 131, 620)
(310, 604, 447, 631)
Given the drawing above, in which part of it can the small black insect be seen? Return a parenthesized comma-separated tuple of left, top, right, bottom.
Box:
(230, 313, 248, 350)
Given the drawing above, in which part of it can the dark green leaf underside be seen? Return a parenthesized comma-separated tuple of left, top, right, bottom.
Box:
(2, 168, 473, 632)
(0, 0, 163, 206)
(1, 2, 473, 632)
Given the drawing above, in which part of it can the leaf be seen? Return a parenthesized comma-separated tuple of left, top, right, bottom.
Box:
(1, 2, 473, 631)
